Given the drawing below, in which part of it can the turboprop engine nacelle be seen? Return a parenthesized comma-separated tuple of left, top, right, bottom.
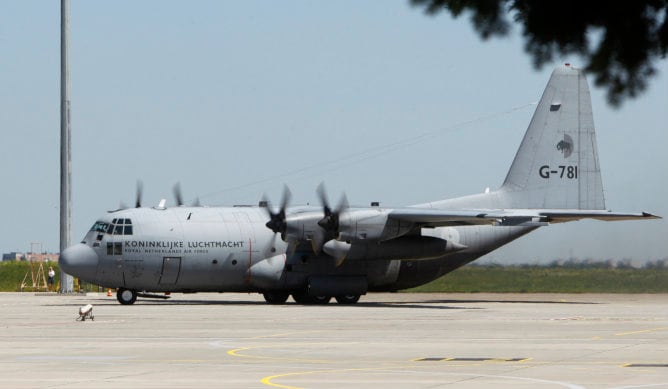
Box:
(284, 211, 325, 241)
(338, 209, 414, 242)
(323, 235, 467, 262)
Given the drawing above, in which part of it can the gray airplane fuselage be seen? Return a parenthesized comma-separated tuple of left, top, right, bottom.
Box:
(80, 205, 532, 294)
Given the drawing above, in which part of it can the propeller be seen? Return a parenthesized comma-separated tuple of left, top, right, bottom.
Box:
(316, 182, 348, 236)
(262, 185, 292, 239)
(174, 182, 202, 206)
(120, 181, 199, 210)
(311, 183, 348, 256)
(116, 180, 143, 210)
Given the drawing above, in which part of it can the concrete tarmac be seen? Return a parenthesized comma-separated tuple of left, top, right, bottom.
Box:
(0, 292, 666, 389)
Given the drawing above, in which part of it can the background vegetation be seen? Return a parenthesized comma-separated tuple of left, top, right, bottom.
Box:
(407, 260, 668, 293)
(0, 261, 102, 293)
(1, 259, 666, 293)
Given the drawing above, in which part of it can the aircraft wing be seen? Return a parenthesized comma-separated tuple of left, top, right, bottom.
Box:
(389, 208, 660, 227)
(533, 210, 661, 223)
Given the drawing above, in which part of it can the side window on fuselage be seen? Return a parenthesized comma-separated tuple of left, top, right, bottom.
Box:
(106, 242, 123, 255)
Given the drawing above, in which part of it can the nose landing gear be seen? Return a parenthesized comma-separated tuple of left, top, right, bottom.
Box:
(116, 288, 137, 305)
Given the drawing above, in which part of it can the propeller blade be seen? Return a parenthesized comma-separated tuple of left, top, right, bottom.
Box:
(280, 184, 292, 213)
(135, 180, 143, 208)
(310, 229, 326, 255)
(316, 182, 334, 218)
(334, 256, 347, 267)
(286, 240, 298, 257)
(173, 182, 184, 206)
(335, 193, 349, 214)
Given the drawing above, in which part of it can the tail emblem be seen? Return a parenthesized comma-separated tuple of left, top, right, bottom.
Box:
(556, 134, 573, 158)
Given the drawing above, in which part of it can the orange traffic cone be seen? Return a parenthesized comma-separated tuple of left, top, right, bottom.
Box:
(107, 289, 113, 297)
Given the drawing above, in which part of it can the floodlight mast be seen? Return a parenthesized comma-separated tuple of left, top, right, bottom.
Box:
(59, 0, 74, 293)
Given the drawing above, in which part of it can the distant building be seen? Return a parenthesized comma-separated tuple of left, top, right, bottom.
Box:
(25, 253, 59, 262)
(2, 252, 58, 262)
(2, 252, 25, 261)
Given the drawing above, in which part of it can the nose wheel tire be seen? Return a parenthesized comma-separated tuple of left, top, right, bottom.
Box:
(117, 288, 137, 305)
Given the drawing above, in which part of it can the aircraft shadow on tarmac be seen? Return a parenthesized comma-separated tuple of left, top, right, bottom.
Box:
(46, 300, 471, 310)
(421, 299, 598, 305)
(47, 295, 598, 309)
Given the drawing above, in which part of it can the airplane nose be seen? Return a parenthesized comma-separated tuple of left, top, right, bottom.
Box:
(59, 243, 99, 281)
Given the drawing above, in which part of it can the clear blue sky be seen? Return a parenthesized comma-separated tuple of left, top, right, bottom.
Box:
(1, 1, 666, 263)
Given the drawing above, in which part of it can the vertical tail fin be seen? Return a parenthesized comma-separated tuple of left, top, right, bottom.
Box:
(500, 65, 605, 210)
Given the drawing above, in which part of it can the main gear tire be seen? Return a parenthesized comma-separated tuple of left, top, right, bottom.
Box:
(263, 291, 290, 304)
(292, 291, 331, 305)
(335, 294, 360, 304)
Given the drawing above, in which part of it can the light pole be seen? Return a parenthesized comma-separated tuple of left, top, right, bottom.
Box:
(59, 0, 74, 293)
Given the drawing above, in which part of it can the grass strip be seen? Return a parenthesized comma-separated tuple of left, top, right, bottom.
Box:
(406, 266, 668, 293)
(2, 261, 667, 293)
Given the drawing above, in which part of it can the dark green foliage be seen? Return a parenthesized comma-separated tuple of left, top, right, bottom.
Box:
(411, 0, 668, 106)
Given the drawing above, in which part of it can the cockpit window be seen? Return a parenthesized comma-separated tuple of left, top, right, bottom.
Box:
(94, 218, 134, 235)
(90, 221, 109, 233)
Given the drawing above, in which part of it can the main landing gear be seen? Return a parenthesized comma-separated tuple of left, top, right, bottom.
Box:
(334, 294, 361, 304)
(262, 291, 290, 304)
(115, 288, 360, 305)
(261, 290, 361, 305)
(292, 291, 331, 305)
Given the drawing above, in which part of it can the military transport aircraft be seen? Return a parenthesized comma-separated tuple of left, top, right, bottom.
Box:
(60, 65, 659, 305)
